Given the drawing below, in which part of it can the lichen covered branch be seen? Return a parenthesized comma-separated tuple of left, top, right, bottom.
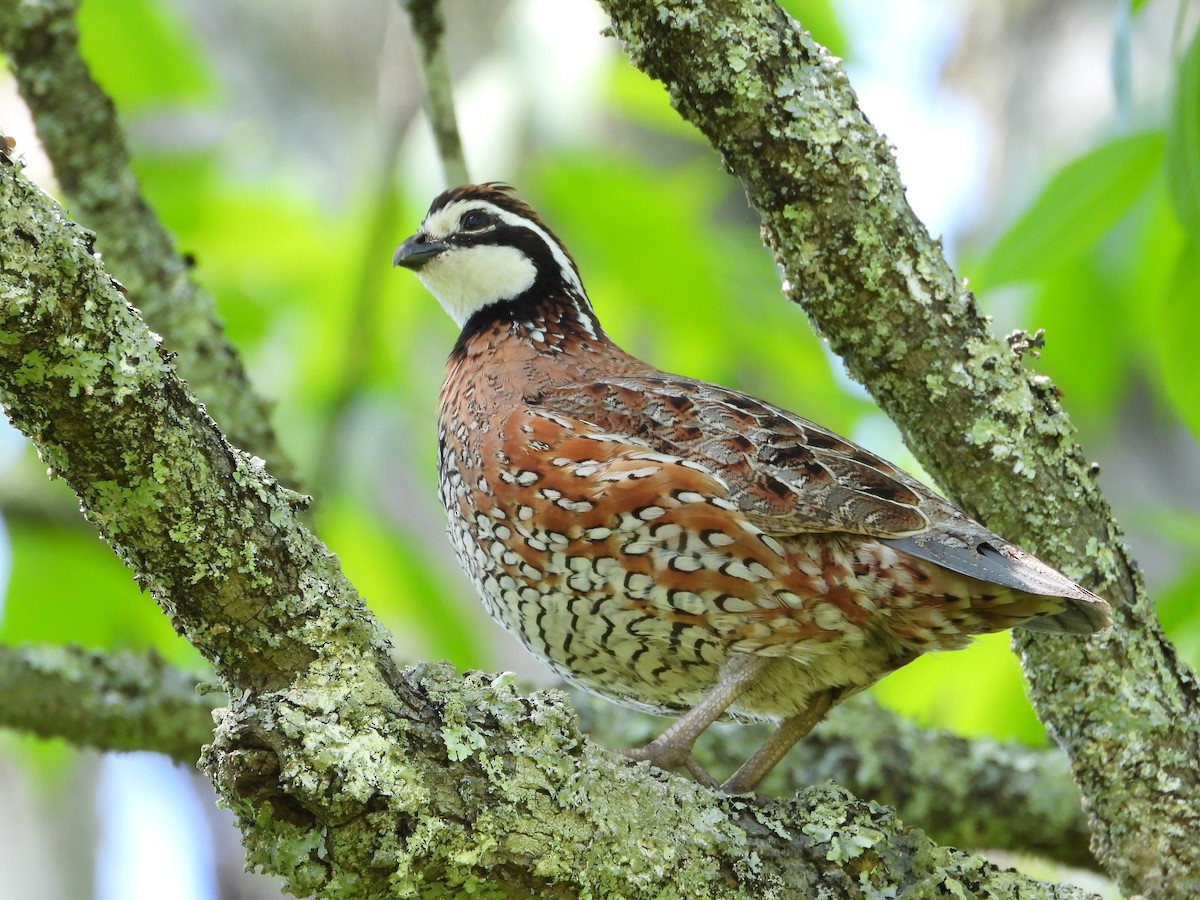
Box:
(0, 645, 219, 763)
(577, 691, 1095, 869)
(0, 631, 1096, 869)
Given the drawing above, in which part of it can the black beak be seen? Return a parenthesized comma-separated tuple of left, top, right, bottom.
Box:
(392, 234, 449, 270)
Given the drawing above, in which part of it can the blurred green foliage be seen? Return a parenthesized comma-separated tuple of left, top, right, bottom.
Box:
(77, 0, 211, 109)
(1166, 20, 1200, 239)
(1, 0, 1198, 758)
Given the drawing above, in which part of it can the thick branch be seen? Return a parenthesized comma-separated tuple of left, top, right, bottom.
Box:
(206, 661, 1098, 900)
(0, 633, 1094, 868)
(578, 692, 1095, 869)
(597, 2, 1200, 895)
(0, 0, 295, 481)
(0, 162, 381, 695)
(0, 152, 1091, 898)
(0, 645, 219, 763)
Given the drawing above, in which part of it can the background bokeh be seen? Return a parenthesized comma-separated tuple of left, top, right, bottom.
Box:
(1, 0, 1197, 896)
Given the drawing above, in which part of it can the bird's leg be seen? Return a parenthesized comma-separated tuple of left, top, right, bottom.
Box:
(719, 689, 835, 794)
(621, 654, 771, 785)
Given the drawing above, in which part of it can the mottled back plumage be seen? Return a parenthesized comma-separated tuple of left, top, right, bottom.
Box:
(394, 183, 1111, 792)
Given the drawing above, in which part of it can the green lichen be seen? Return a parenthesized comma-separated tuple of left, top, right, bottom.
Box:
(14, 348, 47, 385)
(924, 373, 947, 400)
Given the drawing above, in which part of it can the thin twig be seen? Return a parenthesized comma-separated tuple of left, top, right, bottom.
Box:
(311, 114, 409, 494)
(399, 0, 470, 185)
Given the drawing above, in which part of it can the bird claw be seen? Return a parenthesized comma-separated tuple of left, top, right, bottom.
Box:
(619, 742, 719, 788)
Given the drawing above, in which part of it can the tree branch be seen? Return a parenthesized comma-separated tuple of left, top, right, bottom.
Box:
(0, 645, 219, 763)
(577, 691, 1095, 870)
(0, 0, 295, 481)
(0, 149, 1091, 897)
(596, 1, 1200, 895)
(399, 0, 468, 186)
(0, 632, 1095, 869)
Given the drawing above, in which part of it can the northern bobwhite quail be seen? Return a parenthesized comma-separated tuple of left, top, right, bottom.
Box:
(393, 183, 1111, 793)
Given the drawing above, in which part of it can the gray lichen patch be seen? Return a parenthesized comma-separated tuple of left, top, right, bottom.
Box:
(208, 659, 764, 898)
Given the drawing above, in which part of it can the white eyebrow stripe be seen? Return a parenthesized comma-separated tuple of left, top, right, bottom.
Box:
(486, 205, 585, 295)
(421, 200, 473, 240)
(422, 198, 585, 297)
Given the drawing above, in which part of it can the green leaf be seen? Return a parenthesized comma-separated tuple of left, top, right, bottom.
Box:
(1156, 561, 1200, 669)
(1027, 258, 1124, 424)
(1150, 238, 1200, 443)
(1117, 180, 1188, 369)
(1135, 505, 1200, 553)
(1166, 25, 1200, 238)
(77, 0, 212, 111)
(1025, 179, 1185, 428)
(871, 632, 1048, 744)
(972, 133, 1165, 289)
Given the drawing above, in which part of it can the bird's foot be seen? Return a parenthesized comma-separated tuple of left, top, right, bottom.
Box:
(620, 740, 719, 788)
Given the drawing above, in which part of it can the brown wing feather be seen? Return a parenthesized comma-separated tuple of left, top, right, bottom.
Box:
(544, 374, 1111, 635)
(547, 375, 931, 538)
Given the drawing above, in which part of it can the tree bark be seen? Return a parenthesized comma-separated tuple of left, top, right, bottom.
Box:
(575, 691, 1096, 869)
(0, 645, 219, 763)
(0, 635, 1098, 868)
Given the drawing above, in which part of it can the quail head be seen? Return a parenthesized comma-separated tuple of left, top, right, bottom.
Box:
(393, 183, 1112, 793)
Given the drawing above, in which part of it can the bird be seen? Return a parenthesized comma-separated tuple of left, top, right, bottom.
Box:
(392, 182, 1112, 794)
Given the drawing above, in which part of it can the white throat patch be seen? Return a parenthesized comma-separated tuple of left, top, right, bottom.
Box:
(414, 242, 537, 328)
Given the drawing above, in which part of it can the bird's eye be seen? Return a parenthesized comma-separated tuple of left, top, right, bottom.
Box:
(461, 210, 491, 232)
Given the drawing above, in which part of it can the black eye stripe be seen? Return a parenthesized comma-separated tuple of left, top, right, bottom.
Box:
(456, 223, 549, 252)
